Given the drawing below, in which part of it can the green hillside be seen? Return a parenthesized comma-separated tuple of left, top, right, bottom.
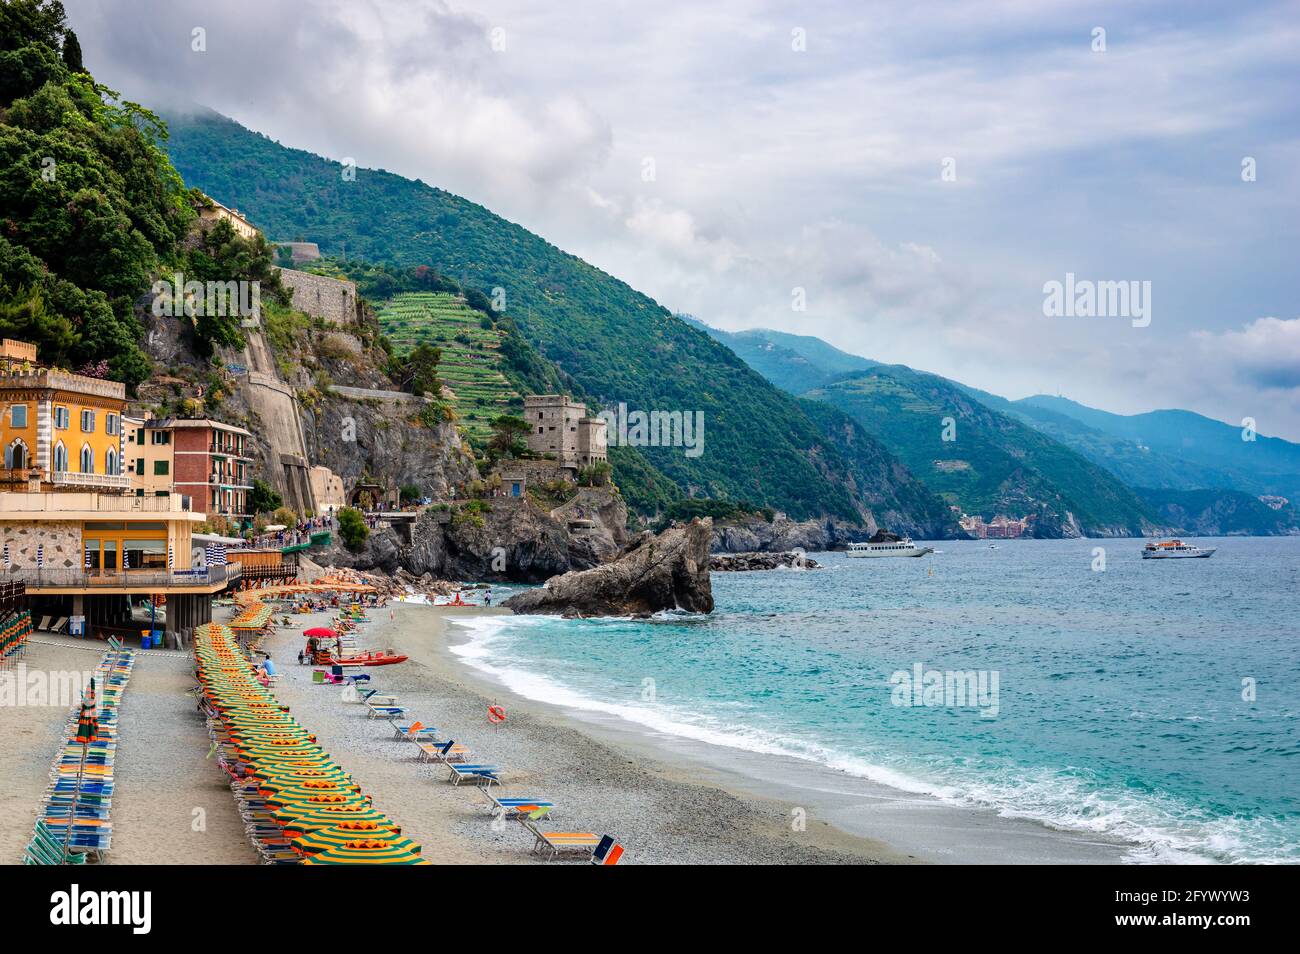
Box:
(796, 398, 959, 538)
(1016, 396, 1300, 501)
(376, 291, 518, 442)
(685, 317, 878, 394)
(1137, 487, 1300, 536)
(161, 109, 934, 523)
(806, 367, 1158, 536)
(0, 5, 192, 388)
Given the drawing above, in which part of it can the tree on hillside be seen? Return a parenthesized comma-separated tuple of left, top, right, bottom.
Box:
(248, 478, 282, 515)
(0, 0, 193, 387)
(487, 414, 530, 461)
(337, 507, 368, 552)
(183, 215, 289, 355)
(59, 27, 82, 72)
(390, 341, 440, 396)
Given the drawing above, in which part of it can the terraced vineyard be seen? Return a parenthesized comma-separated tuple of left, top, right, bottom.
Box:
(376, 292, 519, 443)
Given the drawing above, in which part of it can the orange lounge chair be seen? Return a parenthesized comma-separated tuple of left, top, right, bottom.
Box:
(519, 818, 603, 860)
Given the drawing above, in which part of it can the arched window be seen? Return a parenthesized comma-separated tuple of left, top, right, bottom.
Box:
(4, 439, 29, 470)
(105, 447, 118, 476)
(80, 444, 94, 474)
(53, 442, 68, 472)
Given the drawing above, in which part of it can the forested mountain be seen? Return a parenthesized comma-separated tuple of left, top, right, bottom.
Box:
(687, 318, 1300, 533)
(0, 1, 192, 387)
(805, 366, 1159, 536)
(684, 317, 877, 394)
(1014, 396, 1300, 502)
(160, 108, 948, 526)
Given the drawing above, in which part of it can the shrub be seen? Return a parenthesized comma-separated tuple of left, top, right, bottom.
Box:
(337, 507, 369, 551)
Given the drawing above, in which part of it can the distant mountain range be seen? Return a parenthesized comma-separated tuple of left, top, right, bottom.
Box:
(695, 323, 1300, 535)
(158, 109, 1296, 538)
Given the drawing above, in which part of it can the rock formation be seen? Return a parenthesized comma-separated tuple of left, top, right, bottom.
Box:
(504, 518, 714, 617)
(710, 551, 822, 571)
(710, 513, 865, 553)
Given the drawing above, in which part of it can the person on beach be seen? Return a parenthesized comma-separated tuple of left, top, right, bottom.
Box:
(485, 589, 492, 606)
(261, 653, 276, 678)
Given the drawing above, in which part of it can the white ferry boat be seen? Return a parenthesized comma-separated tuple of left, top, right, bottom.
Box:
(1141, 539, 1217, 560)
(847, 537, 934, 558)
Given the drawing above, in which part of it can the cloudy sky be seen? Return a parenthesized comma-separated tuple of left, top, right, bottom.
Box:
(68, 0, 1300, 438)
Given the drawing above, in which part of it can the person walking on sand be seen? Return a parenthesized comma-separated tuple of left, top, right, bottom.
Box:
(485, 589, 492, 607)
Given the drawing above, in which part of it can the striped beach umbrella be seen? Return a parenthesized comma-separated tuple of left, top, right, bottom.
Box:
(292, 825, 416, 856)
(36, 543, 43, 568)
(168, 544, 174, 569)
(122, 548, 129, 570)
(3, 541, 9, 570)
(84, 545, 92, 569)
(274, 804, 395, 833)
(265, 788, 369, 810)
(300, 839, 427, 865)
(204, 543, 214, 567)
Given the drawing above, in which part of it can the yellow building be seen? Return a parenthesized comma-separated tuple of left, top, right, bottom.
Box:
(196, 196, 260, 241)
(1, 338, 129, 492)
(124, 414, 174, 497)
(0, 341, 239, 646)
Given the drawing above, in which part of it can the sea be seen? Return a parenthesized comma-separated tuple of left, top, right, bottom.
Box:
(447, 538, 1300, 863)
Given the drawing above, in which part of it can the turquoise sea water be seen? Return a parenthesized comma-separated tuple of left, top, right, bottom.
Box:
(452, 538, 1300, 863)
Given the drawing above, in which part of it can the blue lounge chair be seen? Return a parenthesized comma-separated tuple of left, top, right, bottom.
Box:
(447, 764, 500, 786)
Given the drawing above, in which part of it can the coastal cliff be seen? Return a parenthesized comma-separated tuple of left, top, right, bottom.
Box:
(710, 512, 910, 553)
(315, 488, 627, 583)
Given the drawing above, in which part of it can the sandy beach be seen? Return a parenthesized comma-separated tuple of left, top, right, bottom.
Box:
(258, 602, 898, 863)
(4, 598, 1128, 865)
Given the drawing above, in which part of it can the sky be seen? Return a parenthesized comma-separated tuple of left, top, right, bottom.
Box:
(67, 0, 1300, 439)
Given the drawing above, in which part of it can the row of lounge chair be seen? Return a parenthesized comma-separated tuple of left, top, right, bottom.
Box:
(24, 643, 135, 864)
(344, 681, 624, 864)
(195, 621, 428, 865)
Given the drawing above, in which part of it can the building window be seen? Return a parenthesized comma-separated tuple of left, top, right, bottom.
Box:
(53, 442, 68, 472)
(80, 409, 95, 432)
(4, 440, 29, 470)
(151, 431, 170, 445)
(153, 460, 169, 476)
(80, 444, 94, 473)
(135, 457, 144, 474)
(54, 406, 69, 429)
(106, 447, 118, 475)
(136, 428, 144, 444)
(10, 405, 27, 428)
(106, 413, 119, 436)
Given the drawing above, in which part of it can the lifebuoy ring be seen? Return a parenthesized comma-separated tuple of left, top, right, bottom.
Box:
(487, 704, 506, 724)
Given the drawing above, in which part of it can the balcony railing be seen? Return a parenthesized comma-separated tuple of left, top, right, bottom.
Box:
(0, 490, 192, 513)
(3, 564, 242, 589)
(209, 443, 252, 458)
(50, 471, 132, 490)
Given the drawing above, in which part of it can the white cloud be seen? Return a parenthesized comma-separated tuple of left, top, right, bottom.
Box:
(65, 0, 1300, 438)
(1194, 317, 1300, 390)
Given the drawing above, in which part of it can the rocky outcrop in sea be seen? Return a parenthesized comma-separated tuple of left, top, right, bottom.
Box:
(504, 518, 714, 617)
(710, 551, 822, 571)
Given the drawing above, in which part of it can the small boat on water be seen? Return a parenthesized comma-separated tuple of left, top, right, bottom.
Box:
(847, 531, 934, 558)
(1142, 539, 1217, 560)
